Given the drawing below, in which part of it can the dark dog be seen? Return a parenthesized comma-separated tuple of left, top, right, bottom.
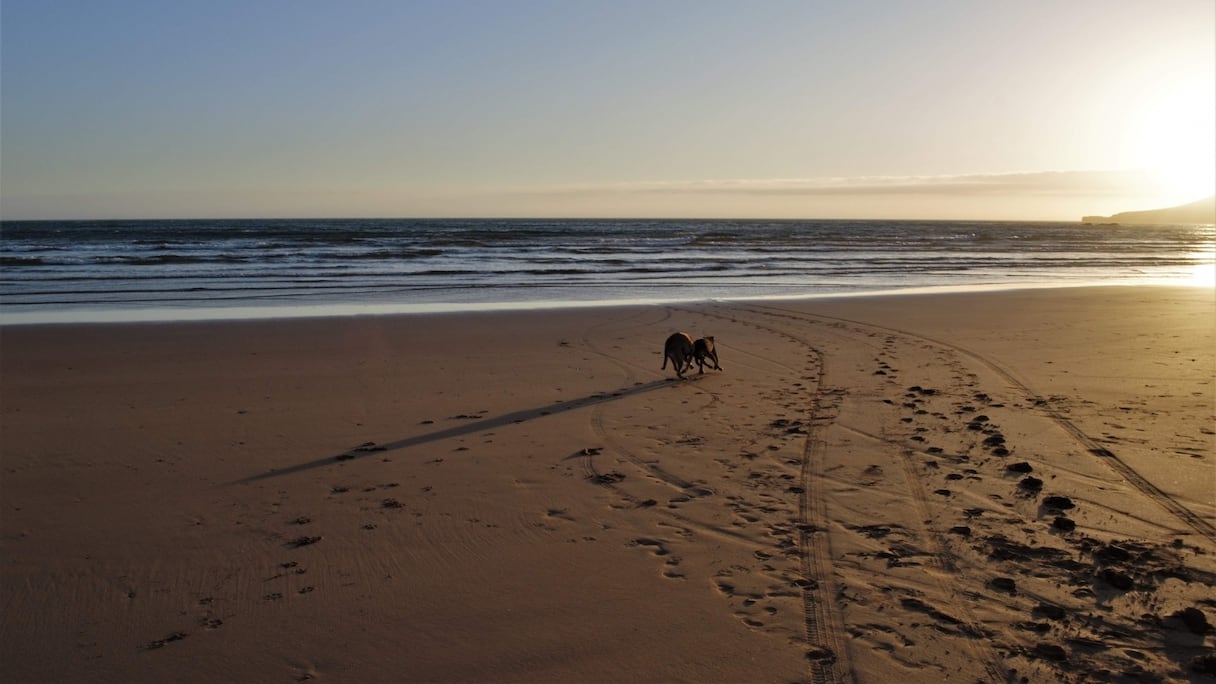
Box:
(693, 336, 722, 374)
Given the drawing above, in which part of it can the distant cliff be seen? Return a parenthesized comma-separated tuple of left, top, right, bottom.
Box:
(1083, 196, 1216, 225)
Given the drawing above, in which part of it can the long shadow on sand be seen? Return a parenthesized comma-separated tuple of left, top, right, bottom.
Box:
(231, 377, 677, 484)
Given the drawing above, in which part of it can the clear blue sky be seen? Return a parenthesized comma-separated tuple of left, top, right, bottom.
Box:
(2, 0, 1213, 219)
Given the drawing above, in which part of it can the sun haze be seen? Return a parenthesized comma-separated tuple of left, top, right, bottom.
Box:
(1, 0, 1213, 221)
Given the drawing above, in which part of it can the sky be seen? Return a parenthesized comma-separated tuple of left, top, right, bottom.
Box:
(1, 0, 1213, 221)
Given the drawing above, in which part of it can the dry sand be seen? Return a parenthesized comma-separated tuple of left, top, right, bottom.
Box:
(2, 286, 1213, 683)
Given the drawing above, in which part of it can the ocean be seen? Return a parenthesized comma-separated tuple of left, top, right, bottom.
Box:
(1, 218, 1213, 324)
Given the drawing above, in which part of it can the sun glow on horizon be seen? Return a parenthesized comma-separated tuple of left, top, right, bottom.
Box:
(1121, 75, 1216, 205)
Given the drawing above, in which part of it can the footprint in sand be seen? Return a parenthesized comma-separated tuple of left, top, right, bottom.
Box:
(145, 631, 189, 650)
(1052, 517, 1076, 531)
(629, 538, 670, 556)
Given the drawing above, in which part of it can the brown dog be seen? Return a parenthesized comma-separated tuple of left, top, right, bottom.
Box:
(661, 332, 694, 378)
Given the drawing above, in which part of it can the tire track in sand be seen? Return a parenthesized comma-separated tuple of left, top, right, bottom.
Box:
(575, 307, 768, 547)
(575, 305, 856, 682)
(714, 304, 1017, 684)
(733, 302, 1216, 682)
(573, 322, 801, 588)
(674, 305, 854, 684)
(748, 303, 1216, 546)
(577, 307, 712, 494)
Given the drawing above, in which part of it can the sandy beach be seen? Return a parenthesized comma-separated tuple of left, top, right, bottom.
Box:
(2, 285, 1213, 683)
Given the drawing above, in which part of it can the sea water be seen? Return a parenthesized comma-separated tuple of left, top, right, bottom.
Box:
(1, 218, 1212, 324)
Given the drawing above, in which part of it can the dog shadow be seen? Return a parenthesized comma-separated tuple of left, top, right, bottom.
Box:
(230, 378, 672, 484)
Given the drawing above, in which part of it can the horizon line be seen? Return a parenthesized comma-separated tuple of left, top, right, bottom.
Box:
(0, 214, 1107, 223)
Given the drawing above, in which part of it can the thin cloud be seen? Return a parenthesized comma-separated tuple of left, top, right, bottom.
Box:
(523, 170, 1156, 198)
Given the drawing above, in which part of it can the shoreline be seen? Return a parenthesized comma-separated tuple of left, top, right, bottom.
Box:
(3, 285, 1213, 682)
(3, 279, 1211, 326)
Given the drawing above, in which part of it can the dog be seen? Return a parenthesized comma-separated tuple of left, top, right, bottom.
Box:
(661, 332, 695, 378)
(693, 336, 722, 374)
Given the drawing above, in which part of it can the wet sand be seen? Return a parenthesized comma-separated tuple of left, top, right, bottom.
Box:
(2, 286, 1213, 682)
